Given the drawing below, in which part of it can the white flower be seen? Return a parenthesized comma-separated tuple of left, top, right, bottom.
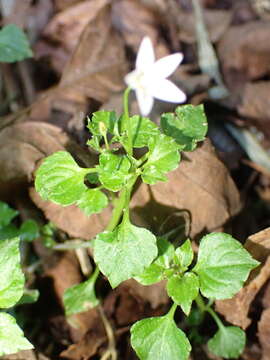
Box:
(124, 36, 186, 116)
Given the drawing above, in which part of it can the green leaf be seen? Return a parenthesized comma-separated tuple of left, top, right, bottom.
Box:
(167, 273, 199, 315)
(208, 326, 246, 359)
(174, 239, 193, 269)
(142, 134, 180, 185)
(87, 136, 102, 152)
(0, 225, 18, 240)
(0, 202, 18, 228)
(135, 237, 174, 285)
(131, 316, 191, 360)
(17, 289, 39, 305)
(0, 24, 32, 63)
(193, 233, 259, 299)
(0, 313, 33, 356)
(19, 220, 39, 242)
(0, 237, 24, 308)
(77, 189, 108, 216)
(35, 151, 89, 206)
(161, 104, 208, 151)
(87, 111, 117, 136)
(94, 221, 157, 288)
(98, 152, 131, 191)
(63, 273, 99, 316)
(120, 115, 160, 148)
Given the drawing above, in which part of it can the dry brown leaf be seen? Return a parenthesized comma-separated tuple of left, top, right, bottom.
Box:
(258, 307, 270, 360)
(215, 228, 270, 329)
(131, 139, 241, 238)
(218, 21, 270, 89)
(123, 279, 169, 310)
(0, 122, 68, 197)
(54, 0, 83, 11)
(237, 81, 270, 138)
(176, 9, 232, 44)
(112, 0, 169, 58)
(30, 188, 112, 240)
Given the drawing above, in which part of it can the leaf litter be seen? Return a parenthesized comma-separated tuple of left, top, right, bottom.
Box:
(0, 0, 270, 359)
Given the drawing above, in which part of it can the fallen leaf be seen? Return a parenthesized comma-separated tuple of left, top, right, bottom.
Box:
(131, 139, 241, 238)
(215, 227, 270, 329)
(30, 188, 112, 240)
(0, 122, 68, 197)
(111, 0, 169, 58)
(258, 308, 270, 360)
(176, 9, 232, 44)
(218, 21, 270, 89)
(237, 81, 270, 138)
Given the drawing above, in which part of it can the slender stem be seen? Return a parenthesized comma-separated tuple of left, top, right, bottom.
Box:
(167, 302, 178, 320)
(53, 240, 92, 251)
(207, 306, 224, 330)
(123, 87, 133, 156)
(106, 189, 127, 231)
(91, 266, 100, 282)
(195, 293, 224, 330)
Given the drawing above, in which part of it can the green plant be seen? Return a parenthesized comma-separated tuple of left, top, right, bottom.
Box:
(0, 202, 39, 355)
(34, 37, 259, 359)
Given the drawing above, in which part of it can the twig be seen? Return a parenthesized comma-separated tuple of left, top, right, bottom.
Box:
(98, 305, 117, 360)
(191, 0, 229, 99)
(52, 239, 92, 251)
(75, 247, 93, 277)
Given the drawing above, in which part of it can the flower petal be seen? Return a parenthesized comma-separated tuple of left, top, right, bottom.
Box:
(136, 36, 155, 71)
(136, 89, 154, 116)
(148, 53, 184, 79)
(148, 79, 186, 103)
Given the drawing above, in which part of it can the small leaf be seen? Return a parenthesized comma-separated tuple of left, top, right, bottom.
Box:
(174, 239, 193, 269)
(17, 289, 39, 305)
(94, 221, 157, 288)
(0, 25, 32, 63)
(193, 233, 259, 299)
(208, 326, 246, 359)
(0, 313, 33, 356)
(98, 152, 131, 191)
(120, 115, 160, 148)
(0, 202, 18, 228)
(131, 316, 191, 360)
(142, 134, 180, 185)
(88, 111, 117, 136)
(167, 272, 199, 315)
(135, 237, 174, 285)
(0, 237, 24, 308)
(19, 220, 39, 242)
(63, 273, 99, 316)
(77, 189, 108, 216)
(35, 151, 88, 206)
(161, 104, 208, 151)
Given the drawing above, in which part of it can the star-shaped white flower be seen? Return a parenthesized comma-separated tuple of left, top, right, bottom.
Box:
(124, 36, 186, 116)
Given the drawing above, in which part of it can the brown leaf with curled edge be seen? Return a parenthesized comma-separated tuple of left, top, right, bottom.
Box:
(218, 21, 270, 90)
(0, 122, 69, 198)
(36, 0, 109, 74)
(130, 139, 241, 238)
(258, 308, 270, 360)
(59, 3, 127, 103)
(215, 228, 270, 329)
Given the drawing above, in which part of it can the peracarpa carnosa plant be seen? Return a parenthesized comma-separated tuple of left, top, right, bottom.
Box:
(35, 36, 259, 360)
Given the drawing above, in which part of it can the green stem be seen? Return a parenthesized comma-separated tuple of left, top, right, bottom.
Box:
(123, 87, 133, 156)
(167, 302, 178, 320)
(195, 293, 223, 330)
(106, 189, 127, 231)
(91, 265, 100, 282)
